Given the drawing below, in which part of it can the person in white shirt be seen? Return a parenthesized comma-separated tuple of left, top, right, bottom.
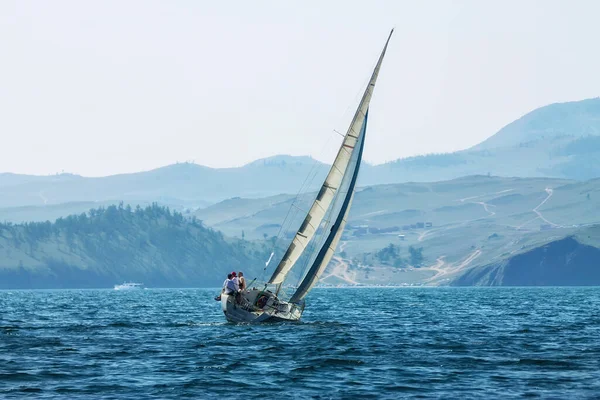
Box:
(215, 273, 233, 301)
(225, 275, 239, 294)
(238, 272, 246, 291)
(222, 274, 232, 293)
(229, 271, 242, 303)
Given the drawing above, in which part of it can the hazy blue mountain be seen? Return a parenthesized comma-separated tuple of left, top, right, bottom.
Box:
(0, 172, 57, 187)
(471, 97, 600, 150)
(0, 157, 328, 209)
(2, 98, 600, 211)
(359, 98, 600, 185)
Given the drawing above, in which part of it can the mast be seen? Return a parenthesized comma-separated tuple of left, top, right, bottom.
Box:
(268, 29, 394, 285)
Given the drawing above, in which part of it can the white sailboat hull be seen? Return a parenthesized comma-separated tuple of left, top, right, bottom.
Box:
(220, 289, 303, 323)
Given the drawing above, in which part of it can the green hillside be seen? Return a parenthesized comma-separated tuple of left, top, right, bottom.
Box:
(1, 176, 598, 288)
(194, 176, 600, 286)
(0, 203, 272, 289)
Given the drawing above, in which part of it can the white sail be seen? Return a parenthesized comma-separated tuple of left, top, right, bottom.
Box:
(290, 194, 355, 303)
(268, 29, 394, 285)
(289, 118, 366, 302)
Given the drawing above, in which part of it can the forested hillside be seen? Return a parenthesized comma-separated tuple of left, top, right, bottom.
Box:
(0, 204, 271, 289)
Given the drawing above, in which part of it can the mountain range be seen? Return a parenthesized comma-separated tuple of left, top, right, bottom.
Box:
(2, 98, 600, 214)
(3, 174, 599, 288)
(2, 97, 600, 288)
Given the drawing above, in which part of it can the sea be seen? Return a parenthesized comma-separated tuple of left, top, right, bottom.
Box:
(1, 287, 600, 399)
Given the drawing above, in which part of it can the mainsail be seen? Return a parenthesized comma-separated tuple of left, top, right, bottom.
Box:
(290, 111, 367, 303)
(268, 29, 394, 285)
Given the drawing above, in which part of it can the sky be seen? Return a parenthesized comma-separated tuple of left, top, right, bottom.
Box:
(1, 0, 599, 177)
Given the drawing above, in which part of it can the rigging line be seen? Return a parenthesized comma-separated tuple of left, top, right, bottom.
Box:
(284, 72, 369, 218)
(258, 203, 301, 280)
(266, 126, 339, 262)
(277, 202, 302, 242)
(276, 66, 369, 244)
(292, 189, 342, 287)
(294, 217, 331, 287)
(295, 237, 320, 287)
(331, 62, 370, 143)
(290, 202, 309, 215)
(269, 144, 330, 242)
(269, 198, 303, 252)
(296, 233, 325, 287)
(262, 50, 375, 280)
(264, 194, 311, 276)
(294, 178, 345, 287)
(275, 202, 303, 253)
(286, 63, 373, 286)
(291, 119, 342, 200)
(268, 162, 328, 277)
(298, 219, 336, 287)
(295, 144, 360, 286)
(301, 196, 337, 270)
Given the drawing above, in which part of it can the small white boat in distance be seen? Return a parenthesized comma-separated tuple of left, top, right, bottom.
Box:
(114, 282, 144, 290)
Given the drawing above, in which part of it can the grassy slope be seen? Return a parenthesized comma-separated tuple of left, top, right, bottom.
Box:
(194, 175, 600, 285)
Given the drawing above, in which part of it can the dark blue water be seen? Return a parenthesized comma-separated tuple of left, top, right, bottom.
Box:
(2, 287, 600, 399)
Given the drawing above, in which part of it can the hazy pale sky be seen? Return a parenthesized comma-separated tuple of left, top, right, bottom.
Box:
(1, 0, 599, 176)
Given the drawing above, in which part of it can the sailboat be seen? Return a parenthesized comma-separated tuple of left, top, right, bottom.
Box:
(220, 30, 393, 323)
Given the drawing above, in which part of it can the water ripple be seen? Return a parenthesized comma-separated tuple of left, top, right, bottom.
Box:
(1, 287, 600, 398)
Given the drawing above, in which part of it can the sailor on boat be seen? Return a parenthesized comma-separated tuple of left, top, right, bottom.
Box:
(238, 272, 246, 291)
(222, 274, 231, 293)
(225, 273, 239, 295)
(215, 273, 230, 301)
